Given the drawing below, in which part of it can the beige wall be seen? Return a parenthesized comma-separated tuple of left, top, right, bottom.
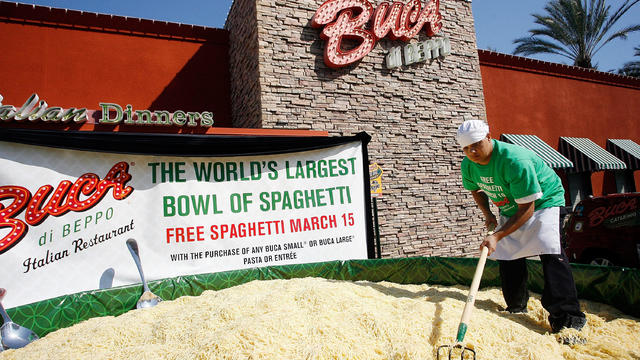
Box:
(227, 0, 488, 257)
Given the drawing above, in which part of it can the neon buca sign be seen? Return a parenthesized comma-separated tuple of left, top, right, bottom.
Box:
(0, 162, 133, 254)
(312, 0, 443, 68)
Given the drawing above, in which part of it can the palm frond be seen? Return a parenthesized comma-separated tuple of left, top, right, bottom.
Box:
(618, 45, 640, 77)
(512, 0, 640, 69)
(513, 36, 576, 60)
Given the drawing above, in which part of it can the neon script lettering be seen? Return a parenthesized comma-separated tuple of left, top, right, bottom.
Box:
(588, 198, 637, 227)
(311, 0, 442, 68)
(0, 162, 133, 254)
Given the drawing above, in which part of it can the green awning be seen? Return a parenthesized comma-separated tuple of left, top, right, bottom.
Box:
(559, 137, 627, 172)
(500, 134, 573, 168)
(607, 139, 640, 170)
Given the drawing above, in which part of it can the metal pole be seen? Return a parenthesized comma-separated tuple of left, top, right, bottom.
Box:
(373, 197, 381, 259)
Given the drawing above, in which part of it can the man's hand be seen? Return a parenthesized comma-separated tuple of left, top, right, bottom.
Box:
(480, 202, 535, 256)
(480, 232, 500, 255)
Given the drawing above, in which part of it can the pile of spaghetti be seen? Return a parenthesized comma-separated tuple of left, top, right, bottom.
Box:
(1, 277, 638, 359)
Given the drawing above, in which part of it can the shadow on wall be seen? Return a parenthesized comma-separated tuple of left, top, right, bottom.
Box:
(148, 41, 232, 127)
(300, 17, 359, 81)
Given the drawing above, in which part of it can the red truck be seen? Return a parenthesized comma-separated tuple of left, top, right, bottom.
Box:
(563, 193, 640, 268)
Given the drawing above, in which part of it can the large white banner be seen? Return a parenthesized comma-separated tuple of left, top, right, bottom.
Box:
(0, 139, 370, 308)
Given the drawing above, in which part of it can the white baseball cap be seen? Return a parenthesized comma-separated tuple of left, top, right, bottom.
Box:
(456, 120, 489, 148)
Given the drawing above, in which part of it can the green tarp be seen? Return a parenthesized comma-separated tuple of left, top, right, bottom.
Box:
(4, 257, 639, 337)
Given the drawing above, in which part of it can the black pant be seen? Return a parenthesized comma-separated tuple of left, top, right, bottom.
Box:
(498, 249, 586, 332)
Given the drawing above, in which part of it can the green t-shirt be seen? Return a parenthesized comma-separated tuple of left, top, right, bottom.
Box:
(461, 140, 565, 217)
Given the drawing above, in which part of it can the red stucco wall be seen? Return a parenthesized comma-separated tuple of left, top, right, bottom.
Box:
(0, 3, 233, 131)
(479, 51, 640, 195)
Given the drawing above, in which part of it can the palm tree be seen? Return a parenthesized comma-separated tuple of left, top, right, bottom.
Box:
(513, 0, 640, 69)
(618, 46, 640, 76)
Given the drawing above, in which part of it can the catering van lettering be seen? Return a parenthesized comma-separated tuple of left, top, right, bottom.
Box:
(312, 0, 442, 68)
(100, 103, 214, 128)
(0, 93, 88, 123)
(0, 162, 134, 254)
(588, 197, 637, 227)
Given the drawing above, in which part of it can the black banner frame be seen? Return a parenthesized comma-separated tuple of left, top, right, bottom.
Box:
(0, 128, 377, 259)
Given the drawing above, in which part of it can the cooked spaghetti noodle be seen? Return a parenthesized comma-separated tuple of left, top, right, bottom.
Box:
(1, 278, 638, 359)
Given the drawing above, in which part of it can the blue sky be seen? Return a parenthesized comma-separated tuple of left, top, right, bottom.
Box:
(472, 0, 640, 72)
(12, 0, 640, 72)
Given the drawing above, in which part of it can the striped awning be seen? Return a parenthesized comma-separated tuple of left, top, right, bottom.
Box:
(607, 139, 640, 170)
(559, 137, 627, 172)
(500, 134, 573, 168)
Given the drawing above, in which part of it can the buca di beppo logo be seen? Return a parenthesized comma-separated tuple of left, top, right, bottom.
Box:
(0, 162, 134, 254)
(312, 0, 442, 68)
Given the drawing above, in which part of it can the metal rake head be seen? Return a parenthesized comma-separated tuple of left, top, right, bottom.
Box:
(436, 343, 476, 360)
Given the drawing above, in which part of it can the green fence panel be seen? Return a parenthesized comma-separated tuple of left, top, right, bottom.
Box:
(3, 257, 638, 338)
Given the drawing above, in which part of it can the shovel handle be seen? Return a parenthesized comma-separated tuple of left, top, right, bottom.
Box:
(456, 245, 489, 343)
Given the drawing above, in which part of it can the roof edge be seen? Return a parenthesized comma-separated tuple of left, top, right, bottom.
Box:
(0, 1, 228, 43)
(478, 49, 640, 90)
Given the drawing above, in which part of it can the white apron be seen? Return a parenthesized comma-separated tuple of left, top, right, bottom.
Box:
(490, 207, 561, 261)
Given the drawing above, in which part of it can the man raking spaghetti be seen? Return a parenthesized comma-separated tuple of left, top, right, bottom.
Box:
(455, 120, 586, 344)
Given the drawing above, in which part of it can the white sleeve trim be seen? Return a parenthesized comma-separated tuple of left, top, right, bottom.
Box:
(515, 192, 542, 204)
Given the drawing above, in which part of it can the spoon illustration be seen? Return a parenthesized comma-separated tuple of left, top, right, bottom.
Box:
(126, 239, 163, 309)
(0, 288, 39, 350)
